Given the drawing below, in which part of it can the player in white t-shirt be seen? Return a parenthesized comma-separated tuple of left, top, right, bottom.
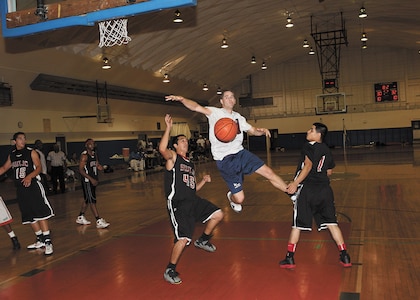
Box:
(165, 90, 290, 212)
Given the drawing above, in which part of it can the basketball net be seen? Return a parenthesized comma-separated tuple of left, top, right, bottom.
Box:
(98, 18, 131, 48)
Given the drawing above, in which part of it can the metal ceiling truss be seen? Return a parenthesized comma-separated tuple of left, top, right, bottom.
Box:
(311, 12, 348, 94)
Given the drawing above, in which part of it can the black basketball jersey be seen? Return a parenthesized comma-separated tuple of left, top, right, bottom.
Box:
(10, 147, 40, 185)
(296, 141, 335, 185)
(164, 154, 196, 200)
(81, 150, 99, 182)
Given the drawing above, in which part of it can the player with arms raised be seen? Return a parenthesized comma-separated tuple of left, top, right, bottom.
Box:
(165, 90, 289, 212)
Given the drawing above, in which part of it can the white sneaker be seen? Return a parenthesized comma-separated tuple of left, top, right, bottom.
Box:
(96, 218, 110, 229)
(44, 243, 53, 255)
(76, 215, 91, 225)
(27, 240, 45, 250)
(227, 191, 242, 213)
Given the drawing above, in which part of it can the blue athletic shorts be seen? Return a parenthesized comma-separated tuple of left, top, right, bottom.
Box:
(216, 149, 265, 194)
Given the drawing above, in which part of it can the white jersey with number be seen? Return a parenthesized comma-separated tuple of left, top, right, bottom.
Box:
(206, 106, 252, 160)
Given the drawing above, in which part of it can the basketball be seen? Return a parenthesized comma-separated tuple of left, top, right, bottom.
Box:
(214, 118, 238, 143)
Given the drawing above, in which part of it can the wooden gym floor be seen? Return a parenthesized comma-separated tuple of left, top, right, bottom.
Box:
(0, 145, 419, 299)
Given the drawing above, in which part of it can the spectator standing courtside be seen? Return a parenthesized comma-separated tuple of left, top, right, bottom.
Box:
(0, 132, 54, 255)
(47, 144, 67, 194)
(75, 138, 110, 229)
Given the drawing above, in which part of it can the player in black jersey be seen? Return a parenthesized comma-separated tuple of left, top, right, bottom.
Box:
(280, 123, 351, 268)
(0, 132, 54, 255)
(159, 114, 223, 284)
(75, 138, 110, 229)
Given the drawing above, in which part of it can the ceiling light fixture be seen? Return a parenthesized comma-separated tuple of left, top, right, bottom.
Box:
(359, 7, 367, 18)
(221, 38, 229, 49)
(285, 14, 294, 28)
(251, 56, 257, 64)
(308, 47, 315, 55)
(102, 57, 111, 69)
(303, 39, 309, 48)
(173, 9, 183, 23)
(361, 32, 368, 42)
(361, 41, 367, 49)
(202, 83, 209, 91)
(261, 61, 267, 70)
(217, 87, 222, 95)
(162, 73, 170, 83)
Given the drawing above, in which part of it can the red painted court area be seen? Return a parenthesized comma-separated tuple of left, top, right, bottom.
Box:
(0, 221, 350, 300)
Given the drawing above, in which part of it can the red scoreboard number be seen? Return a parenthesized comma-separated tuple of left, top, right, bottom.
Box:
(374, 82, 398, 102)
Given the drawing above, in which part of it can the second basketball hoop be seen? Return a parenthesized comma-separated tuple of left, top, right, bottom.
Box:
(98, 18, 132, 48)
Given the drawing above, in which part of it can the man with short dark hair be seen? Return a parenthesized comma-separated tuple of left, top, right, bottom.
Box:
(159, 114, 223, 284)
(0, 132, 54, 255)
(279, 123, 351, 269)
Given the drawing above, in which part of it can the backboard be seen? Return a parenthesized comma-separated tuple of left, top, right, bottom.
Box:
(315, 93, 346, 114)
(0, 0, 196, 38)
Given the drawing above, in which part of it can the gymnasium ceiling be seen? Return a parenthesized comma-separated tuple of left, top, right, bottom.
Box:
(3, 0, 420, 105)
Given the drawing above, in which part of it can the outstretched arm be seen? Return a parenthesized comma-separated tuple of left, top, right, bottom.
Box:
(165, 95, 212, 116)
(159, 114, 177, 169)
(196, 174, 211, 192)
(247, 126, 271, 138)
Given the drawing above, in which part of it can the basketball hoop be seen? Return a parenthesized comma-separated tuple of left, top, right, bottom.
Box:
(98, 18, 131, 48)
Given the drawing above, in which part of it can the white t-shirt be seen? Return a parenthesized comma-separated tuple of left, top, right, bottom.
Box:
(206, 107, 252, 160)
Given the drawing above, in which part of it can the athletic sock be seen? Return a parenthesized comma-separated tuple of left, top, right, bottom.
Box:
(43, 231, 51, 244)
(199, 233, 211, 242)
(338, 243, 347, 251)
(8, 231, 16, 238)
(167, 263, 176, 270)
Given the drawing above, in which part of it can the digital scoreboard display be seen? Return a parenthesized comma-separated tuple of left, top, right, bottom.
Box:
(374, 82, 398, 102)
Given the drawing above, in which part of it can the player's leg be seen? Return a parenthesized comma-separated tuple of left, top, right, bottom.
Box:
(38, 219, 53, 255)
(279, 228, 300, 269)
(76, 182, 91, 225)
(194, 201, 224, 252)
(3, 224, 20, 250)
(164, 238, 187, 284)
(255, 164, 288, 192)
(327, 224, 351, 267)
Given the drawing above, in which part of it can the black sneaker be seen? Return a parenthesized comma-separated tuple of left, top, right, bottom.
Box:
(163, 268, 182, 284)
(279, 256, 296, 269)
(11, 237, 21, 250)
(340, 252, 352, 267)
(194, 239, 216, 252)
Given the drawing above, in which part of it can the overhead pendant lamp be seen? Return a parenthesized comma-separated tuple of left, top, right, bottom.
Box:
(303, 39, 310, 48)
(359, 7, 367, 18)
(217, 87, 222, 95)
(261, 61, 267, 70)
(102, 57, 111, 69)
(173, 9, 183, 23)
(285, 14, 294, 28)
(162, 73, 170, 83)
(251, 56, 257, 64)
(202, 83, 209, 91)
(308, 47, 315, 55)
(221, 38, 229, 49)
(361, 41, 368, 49)
(361, 32, 368, 42)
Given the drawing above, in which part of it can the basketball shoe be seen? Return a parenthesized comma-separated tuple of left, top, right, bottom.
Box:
(76, 215, 91, 225)
(340, 252, 352, 267)
(227, 191, 242, 213)
(279, 255, 296, 269)
(96, 218, 110, 229)
(164, 268, 182, 284)
(44, 242, 53, 255)
(194, 238, 216, 252)
(11, 237, 21, 250)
